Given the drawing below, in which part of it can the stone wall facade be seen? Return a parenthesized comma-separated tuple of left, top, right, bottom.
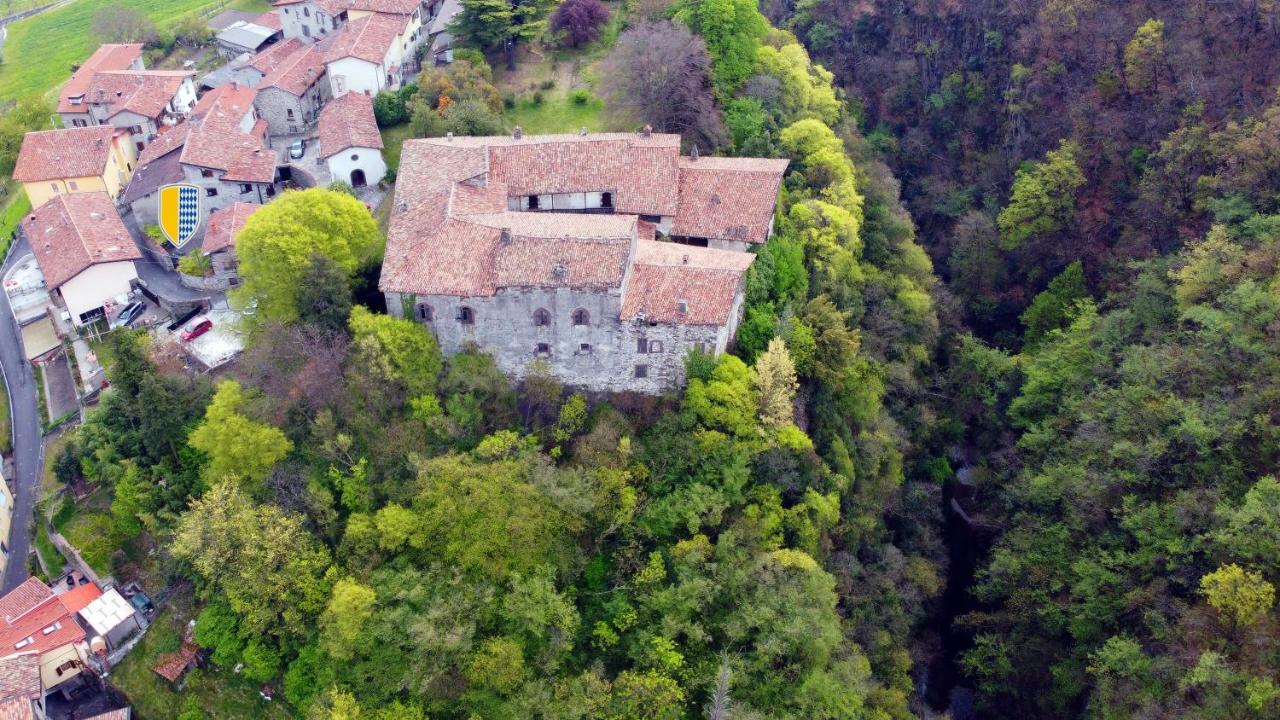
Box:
(179, 163, 277, 226)
(386, 284, 742, 394)
(255, 82, 329, 136)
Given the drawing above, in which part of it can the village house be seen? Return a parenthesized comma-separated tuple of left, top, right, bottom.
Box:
(83, 70, 198, 152)
(57, 43, 145, 128)
(380, 130, 787, 393)
(274, 0, 347, 40)
(200, 202, 261, 285)
(425, 0, 460, 64)
(214, 19, 283, 57)
(254, 43, 330, 134)
(12, 126, 137, 209)
(318, 91, 386, 186)
(123, 84, 279, 231)
(225, 37, 306, 87)
(22, 192, 142, 326)
(0, 578, 103, 702)
(324, 12, 417, 96)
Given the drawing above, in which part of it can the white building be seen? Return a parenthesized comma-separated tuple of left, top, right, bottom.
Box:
(318, 92, 386, 187)
(21, 193, 141, 326)
(324, 12, 415, 97)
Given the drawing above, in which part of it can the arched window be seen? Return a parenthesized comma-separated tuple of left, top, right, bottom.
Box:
(458, 306, 475, 324)
(600, 191, 613, 208)
(415, 303, 433, 321)
(572, 308, 590, 325)
(533, 308, 551, 326)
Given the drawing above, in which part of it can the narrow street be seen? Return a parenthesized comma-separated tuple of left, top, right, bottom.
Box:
(0, 235, 42, 593)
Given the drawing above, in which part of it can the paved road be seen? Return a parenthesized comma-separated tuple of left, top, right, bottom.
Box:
(0, 234, 42, 594)
(117, 207, 215, 305)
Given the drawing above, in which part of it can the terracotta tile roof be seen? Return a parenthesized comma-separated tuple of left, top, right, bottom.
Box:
(21, 193, 142, 291)
(122, 140, 185, 205)
(192, 82, 258, 120)
(12, 126, 117, 183)
(248, 37, 305, 75)
(152, 643, 198, 683)
(0, 698, 37, 720)
(382, 132, 759, 324)
(324, 13, 405, 65)
(343, 0, 420, 14)
(0, 655, 39, 705)
(318, 91, 382, 157)
(203, 202, 262, 254)
(622, 241, 753, 325)
(260, 44, 327, 96)
(672, 157, 788, 244)
(255, 10, 283, 29)
(274, 0, 344, 12)
(58, 583, 103, 615)
(0, 581, 52, 624)
(86, 70, 193, 120)
(136, 123, 192, 165)
(181, 90, 277, 184)
(59, 43, 144, 114)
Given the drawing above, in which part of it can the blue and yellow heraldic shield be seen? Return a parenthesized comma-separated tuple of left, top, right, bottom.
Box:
(158, 184, 201, 246)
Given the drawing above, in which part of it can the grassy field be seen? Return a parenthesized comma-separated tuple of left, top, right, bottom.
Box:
(0, 188, 31, 260)
(52, 488, 114, 575)
(112, 604, 294, 720)
(0, 0, 271, 99)
(380, 122, 413, 172)
(507, 90, 605, 134)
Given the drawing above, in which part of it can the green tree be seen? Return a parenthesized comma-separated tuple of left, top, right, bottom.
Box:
(319, 578, 377, 660)
(0, 97, 52, 175)
(997, 140, 1085, 250)
(751, 337, 798, 432)
(1020, 260, 1089, 345)
(1200, 564, 1275, 627)
(348, 306, 442, 399)
(234, 189, 380, 326)
(450, 0, 514, 49)
(673, 0, 767, 96)
(1124, 19, 1166, 92)
(187, 381, 292, 494)
(297, 252, 353, 333)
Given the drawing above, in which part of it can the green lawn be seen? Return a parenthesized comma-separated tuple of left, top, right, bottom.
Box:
(52, 489, 115, 575)
(506, 91, 605, 135)
(0, 189, 31, 260)
(380, 123, 413, 172)
(40, 432, 74, 506)
(0, 0, 271, 99)
(112, 605, 294, 720)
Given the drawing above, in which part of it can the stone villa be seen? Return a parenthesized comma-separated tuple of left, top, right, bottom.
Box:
(380, 130, 788, 393)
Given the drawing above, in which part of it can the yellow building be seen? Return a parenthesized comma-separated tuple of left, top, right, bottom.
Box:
(12, 126, 137, 209)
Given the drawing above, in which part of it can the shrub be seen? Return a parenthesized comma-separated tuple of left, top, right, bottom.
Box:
(571, 88, 592, 105)
(177, 253, 212, 277)
(373, 90, 409, 127)
(532, 91, 544, 105)
(540, 79, 556, 90)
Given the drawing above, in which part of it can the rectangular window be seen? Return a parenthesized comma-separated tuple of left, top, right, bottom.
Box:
(206, 187, 218, 197)
(527, 195, 540, 210)
(634, 365, 648, 378)
(302, 25, 310, 36)
(136, 141, 145, 152)
(50, 183, 59, 193)
(240, 184, 252, 194)
(201, 168, 214, 177)
(647, 340, 664, 354)
(303, 6, 310, 15)
(579, 343, 591, 354)
(287, 109, 295, 120)
(536, 343, 551, 357)
(68, 181, 78, 191)
(636, 338, 647, 353)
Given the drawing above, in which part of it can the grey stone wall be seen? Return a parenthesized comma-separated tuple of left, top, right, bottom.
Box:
(386, 285, 735, 394)
(179, 163, 276, 226)
(255, 81, 328, 136)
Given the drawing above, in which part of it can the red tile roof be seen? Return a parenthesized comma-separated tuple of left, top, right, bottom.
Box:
(180, 90, 277, 184)
(203, 202, 262, 254)
(58, 43, 144, 114)
(86, 70, 193, 120)
(12, 127, 118, 183)
(344, 0, 420, 15)
(622, 240, 754, 325)
(192, 82, 258, 120)
(381, 133, 758, 326)
(21, 193, 142, 291)
(0, 579, 87, 661)
(136, 123, 192, 165)
(324, 13, 406, 65)
(672, 157, 789, 244)
(260, 44, 326, 96)
(248, 37, 304, 75)
(254, 10, 283, 30)
(152, 643, 198, 683)
(0, 697, 37, 720)
(318, 91, 382, 157)
(58, 584, 103, 615)
(0, 655, 40, 706)
(83, 711, 131, 720)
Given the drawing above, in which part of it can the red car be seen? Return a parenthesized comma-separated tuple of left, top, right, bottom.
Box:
(180, 316, 212, 341)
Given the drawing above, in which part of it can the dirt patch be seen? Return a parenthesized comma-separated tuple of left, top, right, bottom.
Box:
(41, 351, 78, 424)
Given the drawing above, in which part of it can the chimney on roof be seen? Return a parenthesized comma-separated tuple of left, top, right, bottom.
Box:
(682, 254, 689, 265)
(642, 124, 652, 137)
(677, 299, 688, 315)
(552, 263, 567, 280)
(579, 127, 587, 136)
(690, 144, 699, 161)
(512, 126, 522, 140)
(500, 227, 511, 243)
(446, 131, 453, 141)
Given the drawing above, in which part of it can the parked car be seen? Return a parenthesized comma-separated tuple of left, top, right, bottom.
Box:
(180, 316, 213, 341)
(289, 138, 305, 159)
(113, 300, 145, 328)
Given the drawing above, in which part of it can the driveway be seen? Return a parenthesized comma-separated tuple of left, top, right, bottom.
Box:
(0, 234, 42, 593)
(116, 207, 217, 305)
